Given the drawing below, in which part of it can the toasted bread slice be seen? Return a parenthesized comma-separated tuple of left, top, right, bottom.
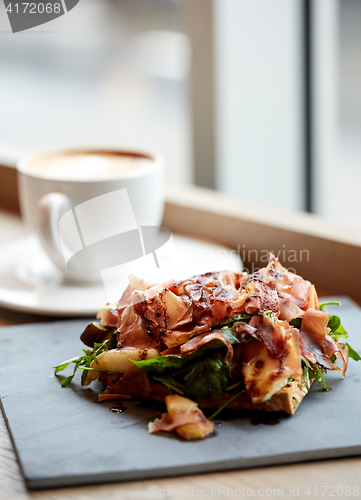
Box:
(102, 372, 310, 415)
(197, 376, 310, 415)
(148, 376, 310, 415)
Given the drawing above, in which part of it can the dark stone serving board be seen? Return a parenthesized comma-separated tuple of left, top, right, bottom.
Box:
(1, 297, 361, 490)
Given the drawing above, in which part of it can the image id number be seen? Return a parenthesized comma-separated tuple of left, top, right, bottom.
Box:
(305, 486, 359, 496)
(6, 3, 61, 14)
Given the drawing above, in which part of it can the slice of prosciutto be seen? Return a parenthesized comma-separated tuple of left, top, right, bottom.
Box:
(325, 337, 349, 378)
(298, 308, 340, 371)
(99, 306, 122, 329)
(132, 288, 192, 331)
(117, 270, 246, 346)
(98, 275, 154, 328)
(337, 343, 349, 378)
(161, 324, 210, 349)
(262, 253, 312, 310)
(248, 313, 294, 358)
(232, 273, 280, 317)
(278, 292, 305, 322)
(181, 271, 242, 323)
(306, 284, 319, 310)
(118, 305, 158, 349)
(180, 330, 233, 365)
(148, 395, 214, 440)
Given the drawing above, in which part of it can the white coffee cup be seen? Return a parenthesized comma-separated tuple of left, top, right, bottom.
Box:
(17, 147, 165, 283)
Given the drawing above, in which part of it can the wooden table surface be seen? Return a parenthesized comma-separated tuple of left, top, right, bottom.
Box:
(1, 210, 360, 500)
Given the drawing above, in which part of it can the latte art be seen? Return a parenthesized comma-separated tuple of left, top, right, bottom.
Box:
(25, 153, 152, 181)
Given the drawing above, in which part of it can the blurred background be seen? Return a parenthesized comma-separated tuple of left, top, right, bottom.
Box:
(0, 0, 360, 225)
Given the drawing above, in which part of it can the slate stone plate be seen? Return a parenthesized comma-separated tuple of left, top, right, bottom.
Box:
(1, 297, 361, 490)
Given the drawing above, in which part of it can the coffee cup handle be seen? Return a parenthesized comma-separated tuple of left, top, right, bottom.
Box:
(38, 192, 72, 267)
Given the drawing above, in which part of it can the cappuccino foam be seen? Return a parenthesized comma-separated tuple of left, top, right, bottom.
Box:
(25, 153, 152, 181)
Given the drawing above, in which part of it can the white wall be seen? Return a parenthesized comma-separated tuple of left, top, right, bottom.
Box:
(312, 0, 338, 218)
(213, 0, 304, 211)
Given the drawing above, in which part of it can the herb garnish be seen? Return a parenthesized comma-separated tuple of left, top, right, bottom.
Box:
(208, 390, 246, 421)
(218, 313, 251, 327)
(224, 381, 243, 392)
(289, 317, 302, 329)
(345, 343, 361, 361)
(220, 325, 241, 345)
(133, 351, 229, 400)
(291, 302, 360, 366)
(264, 310, 277, 322)
(300, 301, 361, 391)
(53, 339, 110, 387)
(319, 303, 361, 362)
(302, 357, 328, 391)
(319, 301, 342, 311)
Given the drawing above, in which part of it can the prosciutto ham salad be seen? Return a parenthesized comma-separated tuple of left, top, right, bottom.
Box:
(54, 253, 360, 440)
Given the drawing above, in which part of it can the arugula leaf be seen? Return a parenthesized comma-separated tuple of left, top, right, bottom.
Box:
(220, 325, 241, 345)
(208, 390, 245, 421)
(264, 310, 276, 321)
(151, 358, 229, 400)
(53, 355, 83, 372)
(314, 302, 348, 340)
(301, 358, 328, 391)
(263, 310, 277, 322)
(53, 339, 110, 387)
(290, 317, 302, 329)
(81, 366, 90, 386)
(61, 375, 77, 387)
(329, 323, 348, 340)
(218, 313, 251, 327)
(320, 305, 360, 360)
(111, 331, 118, 349)
(314, 367, 328, 390)
(180, 357, 229, 399)
(333, 324, 348, 338)
(327, 315, 341, 332)
(325, 314, 349, 341)
(220, 321, 256, 345)
(54, 363, 71, 374)
(132, 347, 217, 374)
(133, 332, 233, 376)
(303, 364, 311, 391)
(150, 374, 186, 395)
(134, 352, 229, 400)
(319, 301, 342, 311)
(224, 381, 243, 392)
(132, 353, 196, 374)
(290, 310, 348, 342)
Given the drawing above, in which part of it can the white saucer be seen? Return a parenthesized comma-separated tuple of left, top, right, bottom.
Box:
(0, 236, 243, 317)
